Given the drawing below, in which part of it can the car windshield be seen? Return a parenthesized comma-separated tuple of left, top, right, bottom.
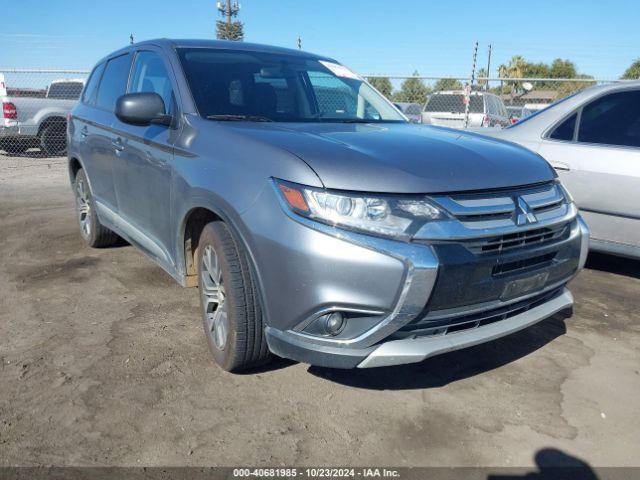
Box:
(177, 48, 405, 123)
(425, 94, 484, 114)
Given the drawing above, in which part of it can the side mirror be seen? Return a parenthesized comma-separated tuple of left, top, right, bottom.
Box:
(115, 92, 171, 126)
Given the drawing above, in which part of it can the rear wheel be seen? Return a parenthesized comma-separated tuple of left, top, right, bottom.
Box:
(73, 169, 119, 247)
(40, 122, 67, 156)
(197, 221, 270, 372)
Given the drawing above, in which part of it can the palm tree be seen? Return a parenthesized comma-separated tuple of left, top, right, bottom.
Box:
(498, 55, 528, 100)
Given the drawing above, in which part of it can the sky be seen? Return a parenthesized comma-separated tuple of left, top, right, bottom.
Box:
(2, 0, 639, 80)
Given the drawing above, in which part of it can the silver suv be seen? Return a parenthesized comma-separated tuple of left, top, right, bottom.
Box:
(68, 39, 588, 372)
(422, 90, 510, 128)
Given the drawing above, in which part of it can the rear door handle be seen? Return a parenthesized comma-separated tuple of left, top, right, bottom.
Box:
(80, 126, 88, 137)
(551, 161, 570, 171)
(112, 137, 125, 152)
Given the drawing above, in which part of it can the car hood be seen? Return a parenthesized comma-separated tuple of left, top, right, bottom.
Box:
(225, 122, 555, 193)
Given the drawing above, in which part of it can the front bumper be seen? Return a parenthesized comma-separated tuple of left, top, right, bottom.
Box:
(357, 288, 573, 368)
(244, 183, 588, 369)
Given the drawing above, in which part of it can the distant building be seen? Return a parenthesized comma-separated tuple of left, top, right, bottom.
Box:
(501, 90, 558, 106)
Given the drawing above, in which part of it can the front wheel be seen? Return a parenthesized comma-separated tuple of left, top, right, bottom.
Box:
(197, 221, 270, 372)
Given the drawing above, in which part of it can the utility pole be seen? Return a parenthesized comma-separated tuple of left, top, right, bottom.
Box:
(297, 36, 302, 50)
(217, 0, 240, 25)
(486, 44, 492, 91)
(129, 33, 134, 45)
(464, 41, 479, 128)
(216, 0, 242, 40)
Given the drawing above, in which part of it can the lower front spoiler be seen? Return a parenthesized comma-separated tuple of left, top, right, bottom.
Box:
(266, 288, 574, 369)
(358, 288, 574, 368)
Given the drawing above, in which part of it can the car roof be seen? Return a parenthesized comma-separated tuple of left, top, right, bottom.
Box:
(95, 38, 335, 64)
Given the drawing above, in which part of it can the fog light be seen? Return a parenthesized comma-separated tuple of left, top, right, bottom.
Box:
(324, 312, 345, 336)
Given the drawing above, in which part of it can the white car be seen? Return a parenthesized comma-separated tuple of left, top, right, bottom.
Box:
(422, 90, 510, 129)
(481, 81, 640, 259)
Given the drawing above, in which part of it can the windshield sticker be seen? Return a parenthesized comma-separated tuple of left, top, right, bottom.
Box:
(319, 61, 361, 80)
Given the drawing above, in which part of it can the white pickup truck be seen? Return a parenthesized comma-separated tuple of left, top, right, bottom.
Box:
(0, 74, 84, 155)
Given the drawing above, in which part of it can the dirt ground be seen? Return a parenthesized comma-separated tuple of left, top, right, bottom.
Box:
(1, 154, 639, 468)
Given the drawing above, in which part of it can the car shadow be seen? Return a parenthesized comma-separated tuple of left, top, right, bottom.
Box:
(486, 447, 599, 479)
(585, 252, 640, 280)
(307, 313, 568, 390)
(236, 355, 298, 375)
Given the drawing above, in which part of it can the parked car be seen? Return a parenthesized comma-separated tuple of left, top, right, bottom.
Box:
(393, 102, 422, 123)
(68, 39, 588, 372)
(422, 90, 510, 128)
(480, 82, 640, 259)
(506, 106, 523, 124)
(0, 75, 84, 155)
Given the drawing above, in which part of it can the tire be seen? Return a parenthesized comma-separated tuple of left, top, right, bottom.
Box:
(73, 169, 119, 248)
(0, 140, 29, 155)
(197, 221, 270, 372)
(40, 122, 67, 156)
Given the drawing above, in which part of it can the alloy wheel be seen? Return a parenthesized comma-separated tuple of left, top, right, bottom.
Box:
(75, 178, 91, 238)
(201, 244, 229, 350)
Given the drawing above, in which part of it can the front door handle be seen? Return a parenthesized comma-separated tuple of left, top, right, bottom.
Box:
(551, 161, 570, 172)
(112, 137, 125, 152)
(80, 126, 89, 138)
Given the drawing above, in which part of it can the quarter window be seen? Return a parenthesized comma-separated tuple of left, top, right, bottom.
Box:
(129, 51, 175, 114)
(550, 113, 577, 141)
(95, 54, 132, 112)
(577, 90, 640, 147)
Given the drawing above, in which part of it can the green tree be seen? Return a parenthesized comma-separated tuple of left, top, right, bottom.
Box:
(549, 59, 577, 78)
(216, 20, 244, 40)
(522, 62, 550, 79)
(432, 77, 463, 92)
(367, 77, 393, 98)
(393, 71, 430, 104)
(622, 59, 640, 79)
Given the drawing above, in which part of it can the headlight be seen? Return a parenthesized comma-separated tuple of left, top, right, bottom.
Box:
(274, 179, 447, 239)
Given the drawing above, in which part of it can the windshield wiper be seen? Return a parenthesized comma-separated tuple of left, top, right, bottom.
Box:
(206, 114, 274, 122)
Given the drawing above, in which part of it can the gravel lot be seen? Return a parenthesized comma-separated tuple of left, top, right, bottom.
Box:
(1, 153, 639, 468)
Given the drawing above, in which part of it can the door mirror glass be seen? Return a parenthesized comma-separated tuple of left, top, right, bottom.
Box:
(115, 92, 169, 126)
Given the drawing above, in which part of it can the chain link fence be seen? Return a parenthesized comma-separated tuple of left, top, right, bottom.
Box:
(0, 67, 621, 157)
(0, 69, 89, 157)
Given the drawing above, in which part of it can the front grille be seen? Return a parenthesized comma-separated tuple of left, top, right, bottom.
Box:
(433, 182, 567, 228)
(492, 252, 557, 275)
(398, 287, 565, 338)
(465, 223, 570, 255)
(429, 182, 571, 255)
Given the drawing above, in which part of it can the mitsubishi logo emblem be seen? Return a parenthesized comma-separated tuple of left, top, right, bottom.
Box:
(515, 196, 537, 226)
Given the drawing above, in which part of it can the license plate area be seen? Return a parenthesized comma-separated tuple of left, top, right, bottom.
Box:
(501, 271, 549, 300)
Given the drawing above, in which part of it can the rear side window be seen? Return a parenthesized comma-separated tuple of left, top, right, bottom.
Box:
(577, 90, 640, 147)
(82, 63, 105, 105)
(129, 51, 175, 114)
(95, 54, 132, 112)
(550, 113, 577, 141)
